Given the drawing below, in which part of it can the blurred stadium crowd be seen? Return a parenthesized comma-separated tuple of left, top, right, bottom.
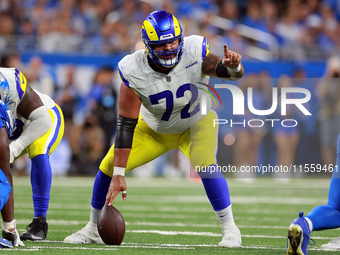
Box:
(0, 0, 339, 60)
(0, 0, 339, 177)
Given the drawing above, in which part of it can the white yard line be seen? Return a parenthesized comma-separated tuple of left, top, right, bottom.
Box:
(4, 243, 336, 252)
(127, 229, 334, 240)
(13, 219, 336, 233)
(4, 239, 337, 253)
(2, 246, 119, 251)
(13, 219, 288, 229)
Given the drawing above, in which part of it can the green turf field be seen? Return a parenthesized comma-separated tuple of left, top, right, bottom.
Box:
(4, 176, 339, 254)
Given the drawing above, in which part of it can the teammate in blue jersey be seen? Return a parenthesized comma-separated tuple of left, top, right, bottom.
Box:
(0, 69, 64, 243)
(287, 133, 340, 254)
(64, 10, 244, 247)
(0, 98, 15, 248)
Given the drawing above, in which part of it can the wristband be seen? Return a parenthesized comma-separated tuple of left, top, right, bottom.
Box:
(216, 61, 231, 78)
(227, 64, 241, 73)
(113, 167, 126, 176)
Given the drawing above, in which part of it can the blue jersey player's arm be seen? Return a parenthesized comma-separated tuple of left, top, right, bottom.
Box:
(0, 102, 15, 227)
(0, 105, 24, 246)
(0, 117, 12, 209)
(0, 124, 10, 169)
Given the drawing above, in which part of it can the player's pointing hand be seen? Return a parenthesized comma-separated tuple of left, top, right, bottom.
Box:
(222, 44, 241, 69)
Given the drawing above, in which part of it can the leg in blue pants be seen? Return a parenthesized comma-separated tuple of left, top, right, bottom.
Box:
(306, 134, 340, 231)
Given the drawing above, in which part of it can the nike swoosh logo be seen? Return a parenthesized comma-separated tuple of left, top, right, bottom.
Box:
(220, 213, 229, 218)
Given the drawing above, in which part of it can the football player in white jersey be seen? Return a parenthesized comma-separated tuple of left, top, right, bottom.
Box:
(0, 69, 64, 244)
(64, 10, 244, 247)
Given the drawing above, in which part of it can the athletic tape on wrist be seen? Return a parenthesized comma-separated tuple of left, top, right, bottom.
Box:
(113, 167, 126, 176)
(227, 64, 241, 73)
(3, 219, 16, 230)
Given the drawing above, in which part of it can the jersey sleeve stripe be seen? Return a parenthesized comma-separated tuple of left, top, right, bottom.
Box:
(202, 37, 210, 61)
(14, 69, 27, 100)
(45, 105, 62, 154)
(118, 68, 130, 87)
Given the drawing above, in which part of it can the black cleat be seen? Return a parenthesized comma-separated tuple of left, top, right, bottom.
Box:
(20, 216, 48, 241)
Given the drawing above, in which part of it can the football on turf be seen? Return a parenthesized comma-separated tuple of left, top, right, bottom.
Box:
(97, 205, 125, 245)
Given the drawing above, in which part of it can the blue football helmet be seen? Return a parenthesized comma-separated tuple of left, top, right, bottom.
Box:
(0, 72, 9, 106)
(142, 10, 184, 68)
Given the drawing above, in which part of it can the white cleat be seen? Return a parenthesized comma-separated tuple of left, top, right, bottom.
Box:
(218, 224, 242, 248)
(321, 237, 340, 250)
(63, 222, 102, 244)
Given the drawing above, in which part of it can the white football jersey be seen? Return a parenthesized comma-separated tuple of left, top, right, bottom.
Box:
(0, 68, 55, 137)
(118, 35, 213, 134)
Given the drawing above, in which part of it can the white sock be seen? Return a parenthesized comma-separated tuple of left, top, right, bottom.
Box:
(305, 217, 313, 232)
(216, 204, 235, 224)
(90, 206, 101, 224)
